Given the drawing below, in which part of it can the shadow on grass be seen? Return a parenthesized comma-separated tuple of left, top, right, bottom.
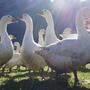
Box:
(78, 68, 90, 72)
(0, 73, 89, 90)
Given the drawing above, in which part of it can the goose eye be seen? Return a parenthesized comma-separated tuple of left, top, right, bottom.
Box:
(8, 16, 12, 19)
(23, 14, 27, 17)
(24, 14, 26, 16)
(8, 16, 10, 18)
(44, 10, 47, 12)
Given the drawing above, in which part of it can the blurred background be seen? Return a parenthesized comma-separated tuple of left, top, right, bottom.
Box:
(0, 0, 90, 44)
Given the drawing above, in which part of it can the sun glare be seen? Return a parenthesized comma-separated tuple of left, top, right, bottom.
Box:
(51, 0, 67, 11)
(80, 0, 87, 2)
(50, 0, 54, 3)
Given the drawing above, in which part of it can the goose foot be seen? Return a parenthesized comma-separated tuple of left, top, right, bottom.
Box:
(0, 66, 7, 76)
(8, 68, 12, 73)
(40, 69, 46, 80)
(1, 65, 6, 73)
(74, 80, 82, 87)
(28, 69, 34, 80)
(17, 66, 20, 71)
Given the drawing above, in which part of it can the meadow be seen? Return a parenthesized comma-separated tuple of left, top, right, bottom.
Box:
(0, 65, 90, 90)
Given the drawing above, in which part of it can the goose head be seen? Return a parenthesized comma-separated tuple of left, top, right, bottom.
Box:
(14, 42, 20, 53)
(38, 9, 53, 23)
(14, 42, 20, 50)
(61, 28, 72, 39)
(0, 15, 15, 25)
(82, 7, 90, 31)
(84, 17, 90, 31)
(19, 13, 33, 24)
(76, 7, 90, 35)
(19, 13, 33, 34)
(0, 15, 16, 37)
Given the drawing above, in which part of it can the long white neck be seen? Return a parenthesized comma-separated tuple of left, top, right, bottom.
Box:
(38, 32, 45, 47)
(26, 20, 33, 41)
(0, 21, 7, 34)
(0, 21, 10, 43)
(45, 13, 59, 46)
(22, 18, 34, 47)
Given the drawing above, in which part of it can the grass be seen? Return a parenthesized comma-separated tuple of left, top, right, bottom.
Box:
(0, 66, 90, 90)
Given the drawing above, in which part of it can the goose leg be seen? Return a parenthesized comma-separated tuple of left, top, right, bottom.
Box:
(40, 69, 45, 80)
(1, 65, 8, 76)
(28, 69, 34, 80)
(8, 67, 12, 73)
(72, 57, 80, 86)
(2, 65, 6, 73)
(0, 66, 4, 76)
(73, 70, 79, 86)
(17, 65, 20, 71)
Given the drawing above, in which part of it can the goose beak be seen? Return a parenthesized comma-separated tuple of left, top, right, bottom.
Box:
(12, 17, 17, 23)
(37, 11, 44, 17)
(16, 16, 23, 21)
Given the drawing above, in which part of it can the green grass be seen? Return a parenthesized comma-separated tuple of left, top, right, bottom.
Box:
(0, 66, 90, 90)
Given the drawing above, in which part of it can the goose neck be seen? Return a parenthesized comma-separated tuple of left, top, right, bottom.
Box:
(46, 15, 58, 42)
(46, 15, 54, 29)
(38, 33, 45, 46)
(25, 20, 34, 40)
(0, 21, 7, 34)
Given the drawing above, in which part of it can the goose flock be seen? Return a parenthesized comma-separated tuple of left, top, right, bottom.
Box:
(0, 7, 90, 85)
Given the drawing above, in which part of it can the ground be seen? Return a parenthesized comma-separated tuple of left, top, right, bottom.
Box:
(0, 65, 90, 90)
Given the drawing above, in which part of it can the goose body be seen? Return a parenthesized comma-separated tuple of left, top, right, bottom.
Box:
(0, 15, 14, 66)
(59, 28, 78, 40)
(36, 7, 90, 83)
(20, 14, 47, 69)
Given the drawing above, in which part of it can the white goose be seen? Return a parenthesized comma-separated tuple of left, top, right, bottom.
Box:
(36, 7, 90, 85)
(0, 15, 14, 67)
(20, 13, 47, 70)
(38, 29, 46, 47)
(38, 9, 60, 46)
(4, 42, 23, 69)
